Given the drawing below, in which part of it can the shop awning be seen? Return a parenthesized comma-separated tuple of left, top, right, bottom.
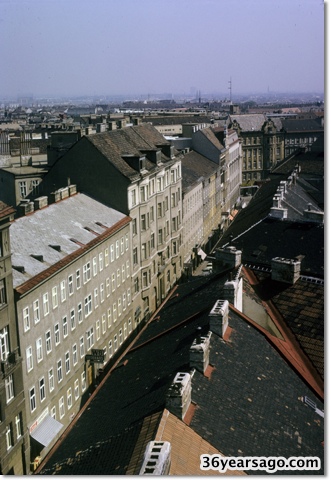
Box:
(198, 248, 207, 260)
(30, 415, 63, 447)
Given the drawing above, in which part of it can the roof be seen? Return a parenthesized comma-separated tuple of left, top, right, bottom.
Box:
(229, 114, 268, 132)
(0, 201, 15, 220)
(181, 150, 220, 191)
(85, 124, 180, 181)
(142, 115, 212, 126)
(10, 193, 129, 290)
(282, 118, 324, 132)
(37, 272, 324, 475)
(196, 126, 225, 150)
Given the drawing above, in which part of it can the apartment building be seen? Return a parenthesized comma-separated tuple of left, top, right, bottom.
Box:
(10, 187, 132, 470)
(0, 202, 28, 475)
(36, 124, 183, 327)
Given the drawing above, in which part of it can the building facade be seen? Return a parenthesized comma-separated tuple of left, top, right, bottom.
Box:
(0, 202, 28, 475)
(10, 188, 133, 471)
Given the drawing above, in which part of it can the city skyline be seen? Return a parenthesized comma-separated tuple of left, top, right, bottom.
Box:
(0, 0, 325, 98)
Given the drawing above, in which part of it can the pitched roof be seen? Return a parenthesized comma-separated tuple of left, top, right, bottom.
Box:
(197, 127, 225, 150)
(181, 150, 220, 191)
(10, 193, 129, 290)
(229, 114, 267, 132)
(282, 118, 324, 132)
(37, 272, 324, 475)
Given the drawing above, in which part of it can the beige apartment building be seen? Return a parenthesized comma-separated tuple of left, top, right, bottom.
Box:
(10, 187, 132, 471)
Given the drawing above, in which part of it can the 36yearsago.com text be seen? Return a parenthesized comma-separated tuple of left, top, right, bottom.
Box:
(200, 454, 321, 473)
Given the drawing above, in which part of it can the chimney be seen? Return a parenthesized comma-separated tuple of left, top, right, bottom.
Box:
(139, 441, 171, 475)
(222, 266, 243, 311)
(271, 257, 301, 284)
(189, 330, 212, 374)
(34, 196, 48, 210)
(18, 200, 34, 216)
(68, 184, 77, 196)
(209, 300, 229, 338)
(214, 246, 242, 271)
(269, 207, 288, 219)
(165, 372, 192, 420)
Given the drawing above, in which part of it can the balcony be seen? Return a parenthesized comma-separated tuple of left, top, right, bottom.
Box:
(1, 347, 21, 378)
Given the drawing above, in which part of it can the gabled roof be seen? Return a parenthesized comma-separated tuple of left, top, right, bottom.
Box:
(37, 272, 324, 475)
(85, 124, 179, 181)
(195, 126, 225, 150)
(181, 150, 220, 191)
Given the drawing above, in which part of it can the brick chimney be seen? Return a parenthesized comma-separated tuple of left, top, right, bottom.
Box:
(139, 441, 171, 475)
(165, 372, 192, 421)
(222, 266, 243, 311)
(209, 300, 229, 338)
(189, 330, 212, 374)
(271, 257, 301, 284)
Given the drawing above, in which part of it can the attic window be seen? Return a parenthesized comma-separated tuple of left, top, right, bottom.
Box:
(30, 254, 44, 262)
(13, 266, 25, 273)
(70, 238, 85, 247)
(49, 244, 61, 252)
(84, 226, 99, 236)
(95, 222, 108, 229)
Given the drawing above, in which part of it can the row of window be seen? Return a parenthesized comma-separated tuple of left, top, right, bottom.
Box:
(129, 165, 181, 208)
(28, 319, 133, 417)
(25, 288, 132, 373)
(22, 260, 131, 332)
(5, 413, 23, 452)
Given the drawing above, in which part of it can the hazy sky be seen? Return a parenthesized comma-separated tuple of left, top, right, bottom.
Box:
(0, 0, 325, 97)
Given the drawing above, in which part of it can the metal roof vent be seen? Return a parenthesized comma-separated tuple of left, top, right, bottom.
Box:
(166, 372, 192, 421)
(139, 441, 171, 475)
(209, 300, 229, 338)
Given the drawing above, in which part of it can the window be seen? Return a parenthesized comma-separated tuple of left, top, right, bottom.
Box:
(19, 180, 27, 198)
(127, 288, 131, 305)
(133, 247, 138, 265)
(48, 368, 54, 392)
(132, 219, 137, 235)
(59, 396, 65, 419)
(0, 280, 7, 306)
(130, 189, 137, 207)
(134, 277, 139, 294)
(72, 344, 78, 365)
(111, 273, 116, 292)
(0, 326, 9, 361)
(26, 346, 33, 372)
(5, 375, 14, 403)
(113, 303, 117, 322)
(126, 260, 130, 278)
(157, 202, 162, 218)
(33, 299, 40, 324)
(23, 307, 30, 332)
(52, 286, 58, 309)
(80, 336, 85, 358)
(118, 297, 122, 317)
(128, 317, 132, 333)
(106, 278, 110, 297)
(108, 340, 113, 358)
(76, 269, 81, 289)
(94, 288, 99, 308)
(86, 327, 94, 350)
(158, 229, 163, 245)
(151, 233, 155, 249)
(29, 387, 36, 412)
(123, 292, 126, 311)
(119, 328, 123, 345)
(117, 269, 121, 287)
(15, 414, 22, 440)
(54, 323, 60, 346)
(57, 359, 63, 383)
(36, 337, 43, 362)
(62, 316, 68, 338)
(84, 294, 92, 317)
(114, 334, 118, 352)
(115, 240, 119, 259)
(67, 388, 72, 409)
(102, 314, 106, 334)
(74, 379, 79, 400)
(125, 233, 129, 251)
(6, 424, 13, 450)
(122, 264, 125, 282)
(124, 323, 127, 339)
(100, 283, 104, 303)
(140, 185, 147, 202)
(81, 371, 86, 392)
(45, 330, 52, 354)
(83, 262, 91, 283)
(60, 280, 66, 302)
(141, 243, 147, 260)
(107, 308, 112, 328)
(110, 244, 114, 262)
(68, 275, 74, 295)
(50, 406, 56, 419)
(96, 320, 100, 340)
(141, 214, 147, 230)
(93, 257, 97, 276)
(43, 293, 49, 316)
(105, 247, 109, 267)
(70, 309, 76, 331)
(78, 303, 83, 324)
(99, 252, 104, 271)
(39, 377, 46, 402)
(65, 351, 70, 374)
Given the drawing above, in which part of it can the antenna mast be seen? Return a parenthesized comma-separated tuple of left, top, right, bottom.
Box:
(228, 77, 232, 103)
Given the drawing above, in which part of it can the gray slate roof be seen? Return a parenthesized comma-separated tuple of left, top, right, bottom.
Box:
(181, 150, 219, 191)
(10, 193, 127, 288)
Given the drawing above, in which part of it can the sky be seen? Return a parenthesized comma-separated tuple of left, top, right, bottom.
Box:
(0, 0, 325, 98)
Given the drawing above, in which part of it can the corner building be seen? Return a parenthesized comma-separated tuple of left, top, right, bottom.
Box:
(10, 188, 132, 471)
